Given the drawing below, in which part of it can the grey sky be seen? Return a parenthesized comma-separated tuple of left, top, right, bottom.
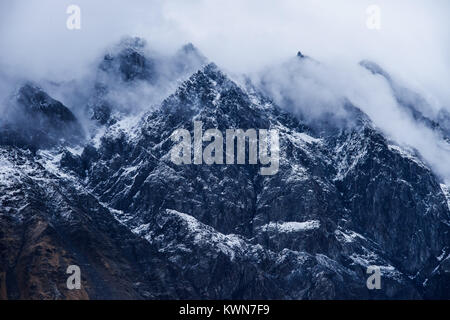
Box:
(0, 1, 448, 99)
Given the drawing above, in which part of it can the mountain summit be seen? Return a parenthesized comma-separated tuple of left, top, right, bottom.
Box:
(0, 40, 449, 299)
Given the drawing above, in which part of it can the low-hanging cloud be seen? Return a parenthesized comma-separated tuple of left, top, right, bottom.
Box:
(1, 1, 449, 91)
(253, 56, 450, 183)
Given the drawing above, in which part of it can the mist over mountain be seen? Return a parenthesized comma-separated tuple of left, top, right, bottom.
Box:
(0, 34, 449, 299)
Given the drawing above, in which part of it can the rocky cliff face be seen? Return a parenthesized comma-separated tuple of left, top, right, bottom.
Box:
(0, 83, 83, 150)
(0, 38, 449, 299)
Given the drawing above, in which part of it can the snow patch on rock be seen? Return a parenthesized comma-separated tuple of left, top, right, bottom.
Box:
(440, 184, 450, 211)
(258, 220, 320, 233)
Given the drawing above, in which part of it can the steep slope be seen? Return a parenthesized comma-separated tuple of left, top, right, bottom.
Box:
(88, 37, 207, 126)
(1, 43, 449, 299)
(0, 84, 84, 150)
(71, 63, 448, 298)
(0, 146, 197, 299)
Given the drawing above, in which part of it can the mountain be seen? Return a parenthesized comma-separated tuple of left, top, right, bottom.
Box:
(0, 38, 449, 299)
(0, 83, 84, 150)
(88, 37, 207, 126)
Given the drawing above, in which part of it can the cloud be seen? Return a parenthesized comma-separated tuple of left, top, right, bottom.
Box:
(0, 0, 166, 80)
(162, 0, 450, 109)
(254, 55, 450, 183)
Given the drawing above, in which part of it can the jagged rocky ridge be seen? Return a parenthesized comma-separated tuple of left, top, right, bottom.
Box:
(0, 83, 83, 150)
(1, 37, 449, 299)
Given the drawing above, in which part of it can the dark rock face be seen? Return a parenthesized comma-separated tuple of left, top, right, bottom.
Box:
(333, 125, 449, 276)
(99, 37, 155, 83)
(76, 63, 448, 299)
(0, 42, 449, 299)
(88, 38, 207, 127)
(0, 147, 192, 299)
(16, 84, 78, 123)
(0, 84, 83, 149)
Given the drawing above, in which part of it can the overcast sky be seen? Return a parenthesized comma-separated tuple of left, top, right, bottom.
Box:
(0, 0, 448, 101)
